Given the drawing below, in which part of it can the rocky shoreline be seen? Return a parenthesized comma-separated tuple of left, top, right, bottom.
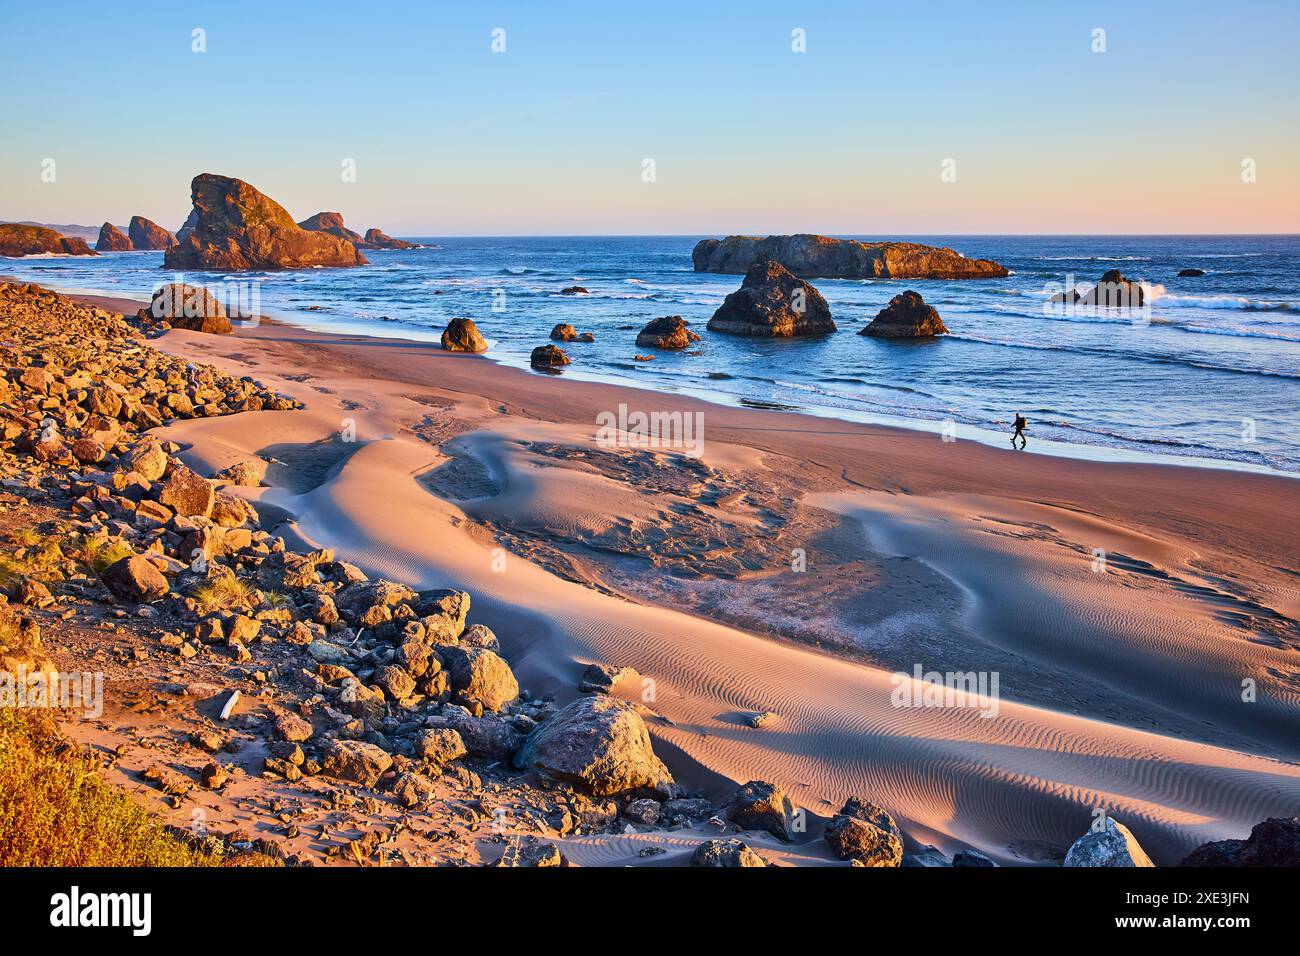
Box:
(1, 280, 1296, 868)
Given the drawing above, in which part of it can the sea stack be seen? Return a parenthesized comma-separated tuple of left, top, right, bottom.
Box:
(95, 222, 132, 251)
(164, 174, 367, 270)
(859, 291, 948, 338)
(364, 228, 417, 250)
(128, 216, 178, 250)
(636, 315, 701, 349)
(706, 259, 836, 337)
(298, 211, 365, 246)
(0, 223, 97, 257)
(693, 234, 1008, 280)
(1051, 269, 1148, 307)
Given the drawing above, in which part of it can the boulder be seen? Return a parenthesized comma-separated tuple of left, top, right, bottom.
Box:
(902, 845, 951, 867)
(0, 223, 97, 257)
(373, 664, 416, 701)
(693, 234, 1007, 279)
(273, 712, 313, 743)
(459, 623, 499, 652)
(145, 283, 233, 334)
(125, 442, 168, 482)
(71, 437, 106, 463)
(550, 323, 578, 342)
(559, 286, 588, 295)
(724, 780, 795, 841)
(158, 464, 215, 518)
(706, 259, 836, 337)
(1180, 817, 1300, 867)
(635, 315, 701, 350)
(363, 228, 417, 250)
(1052, 269, 1148, 308)
(1177, 268, 1206, 277)
(442, 708, 523, 760)
(859, 290, 948, 338)
(623, 798, 662, 826)
(128, 215, 177, 250)
(825, 817, 903, 866)
(321, 739, 392, 787)
(214, 458, 267, 487)
(514, 695, 673, 796)
(415, 589, 470, 630)
(1063, 818, 1154, 867)
(493, 836, 565, 867)
(823, 797, 905, 866)
(414, 728, 468, 766)
(102, 555, 169, 602)
(952, 849, 998, 867)
(164, 174, 367, 270)
(835, 796, 903, 843)
(578, 662, 639, 694)
(441, 646, 518, 712)
(440, 317, 487, 353)
(691, 839, 766, 867)
(390, 771, 438, 808)
(211, 492, 256, 527)
(1094, 269, 1148, 307)
(95, 222, 132, 252)
(530, 344, 570, 368)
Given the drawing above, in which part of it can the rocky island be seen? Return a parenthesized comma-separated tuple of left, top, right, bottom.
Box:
(164, 174, 368, 271)
(0, 223, 96, 257)
(95, 222, 133, 251)
(129, 215, 178, 250)
(693, 234, 1008, 279)
(859, 291, 949, 338)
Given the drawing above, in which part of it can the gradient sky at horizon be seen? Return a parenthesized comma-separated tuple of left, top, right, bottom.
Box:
(1, 0, 1297, 236)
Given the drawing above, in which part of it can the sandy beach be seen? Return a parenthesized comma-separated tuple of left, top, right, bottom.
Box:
(57, 290, 1300, 866)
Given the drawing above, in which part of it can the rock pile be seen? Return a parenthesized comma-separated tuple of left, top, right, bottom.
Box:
(0, 282, 295, 478)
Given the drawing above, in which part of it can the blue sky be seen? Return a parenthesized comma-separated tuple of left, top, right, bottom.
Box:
(1, 0, 1296, 234)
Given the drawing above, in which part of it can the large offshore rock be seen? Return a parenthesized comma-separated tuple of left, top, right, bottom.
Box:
(297, 211, 365, 245)
(95, 222, 132, 251)
(706, 259, 836, 337)
(0, 223, 97, 257)
(635, 315, 701, 350)
(859, 290, 949, 338)
(128, 215, 177, 250)
(164, 174, 367, 270)
(693, 234, 1007, 279)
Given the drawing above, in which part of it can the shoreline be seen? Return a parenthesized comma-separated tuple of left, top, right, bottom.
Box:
(21, 276, 1298, 481)
(47, 281, 1300, 865)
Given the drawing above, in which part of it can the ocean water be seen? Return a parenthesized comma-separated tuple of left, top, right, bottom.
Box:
(6, 234, 1299, 474)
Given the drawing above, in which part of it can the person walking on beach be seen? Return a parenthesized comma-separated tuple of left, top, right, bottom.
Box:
(1011, 412, 1028, 450)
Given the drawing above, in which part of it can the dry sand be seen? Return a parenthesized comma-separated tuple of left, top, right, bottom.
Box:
(68, 293, 1300, 865)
